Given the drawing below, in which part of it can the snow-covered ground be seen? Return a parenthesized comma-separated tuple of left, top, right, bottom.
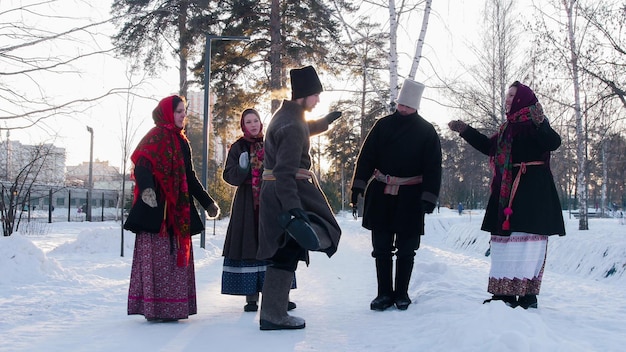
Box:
(1, 208, 625, 352)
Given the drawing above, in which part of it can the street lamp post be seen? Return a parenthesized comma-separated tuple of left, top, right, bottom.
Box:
(200, 34, 250, 248)
(86, 126, 94, 222)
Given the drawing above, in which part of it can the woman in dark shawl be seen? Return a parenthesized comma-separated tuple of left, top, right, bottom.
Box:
(448, 81, 565, 309)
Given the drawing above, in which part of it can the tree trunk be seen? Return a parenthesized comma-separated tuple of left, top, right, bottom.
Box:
(388, 0, 398, 111)
(408, 0, 431, 80)
(178, 1, 189, 97)
(269, 0, 282, 113)
(601, 139, 607, 217)
(563, 0, 588, 230)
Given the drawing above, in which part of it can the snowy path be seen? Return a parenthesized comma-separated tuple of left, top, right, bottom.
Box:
(1, 211, 625, 351)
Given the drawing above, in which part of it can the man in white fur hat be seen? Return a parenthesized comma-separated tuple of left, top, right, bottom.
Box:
(350, 79, 442, 311)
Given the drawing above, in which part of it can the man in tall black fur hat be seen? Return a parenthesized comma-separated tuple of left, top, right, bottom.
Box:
(257, 65, 342, 330)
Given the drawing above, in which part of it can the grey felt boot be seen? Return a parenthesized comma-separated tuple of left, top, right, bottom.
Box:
(260, 267, 305, 330)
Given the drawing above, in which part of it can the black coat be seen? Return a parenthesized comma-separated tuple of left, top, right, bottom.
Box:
(351, 111, 442, 234)
(222, 138, 259, 260)
(124, 135, 214, 235)
(460, 120, 565, 236)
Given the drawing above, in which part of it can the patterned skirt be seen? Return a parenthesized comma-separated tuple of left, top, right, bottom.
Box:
(128, 231, 197, 320)
(487, 232, 548, 296)
(221, 258, 296, 295)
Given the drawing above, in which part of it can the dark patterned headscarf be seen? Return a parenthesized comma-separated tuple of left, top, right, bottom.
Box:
(131, 95, 192, 267)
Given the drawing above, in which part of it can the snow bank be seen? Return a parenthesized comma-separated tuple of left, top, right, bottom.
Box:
(0, 233, 66, 284)
(439, 213, 626, 283)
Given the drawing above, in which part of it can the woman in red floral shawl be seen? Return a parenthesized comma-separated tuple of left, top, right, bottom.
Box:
(124, 95, 220, 322)
(220, 109, 296, 312)
(448, 81, 565, 310)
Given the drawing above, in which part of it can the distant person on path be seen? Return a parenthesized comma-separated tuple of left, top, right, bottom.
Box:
(258, 65, 342, 330)
(124, 95, 220, 322)
(221, 108, 296, 312)
(458, 202, 464, 215)
(351, 79, 442, 312)
(448, 81, 565, 309)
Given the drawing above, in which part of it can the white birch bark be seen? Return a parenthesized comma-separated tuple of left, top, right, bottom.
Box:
(601, 139, 607, 217)
(408, 0, 432, 80)
(388, 0, 399, 110)
(563, 0, 588, 230)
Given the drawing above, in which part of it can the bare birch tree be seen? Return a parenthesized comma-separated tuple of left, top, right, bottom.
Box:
(561, 0, 589, 230)
(1, 1, 131, 129)
(0, 143, 63, 236)
(407, 0, 432, 80)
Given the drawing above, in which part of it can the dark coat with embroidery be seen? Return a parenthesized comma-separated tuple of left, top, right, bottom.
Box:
(351, 111, 442, 234)
(124, 134, 214, 235)
(222, 138, 259, 260)
(459, 120, 565, 236)
(257, 100, 341, 260)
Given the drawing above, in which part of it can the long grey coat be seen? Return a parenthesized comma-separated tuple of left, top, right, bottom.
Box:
(257, 100, 341, 261)
(222, 138, 259, 260)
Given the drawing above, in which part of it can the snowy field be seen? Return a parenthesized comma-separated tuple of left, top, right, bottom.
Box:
(1, 208, 625, 352)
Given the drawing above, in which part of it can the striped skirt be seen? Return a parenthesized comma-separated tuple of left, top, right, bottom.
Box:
(128, 231, 197, 320)
(221, 258, 296, 295)
(487, 232, 548, 296)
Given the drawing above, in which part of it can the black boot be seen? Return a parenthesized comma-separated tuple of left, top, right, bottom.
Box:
(244, 293, 259, 312)
(394, 258, 414, 310)
(483, 295, 518, 308)
(260, 267, 305, 330)
(371, 258, 394, 311)
(518, 295, 538, 309)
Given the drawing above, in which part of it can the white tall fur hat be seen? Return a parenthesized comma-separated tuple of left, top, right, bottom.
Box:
(396, 79, 425, 111)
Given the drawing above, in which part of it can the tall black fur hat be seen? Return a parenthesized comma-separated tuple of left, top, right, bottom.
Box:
(290, 65, 323, 100)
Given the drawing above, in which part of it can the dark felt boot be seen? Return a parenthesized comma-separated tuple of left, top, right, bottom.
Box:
(371, 258, 394, 311)
(260, 267, 305, 330)
(518, 295, 538, 309)
(483, 295, 518, 308)
(244, 293, 259, 312)
(394, 258, 414, 310)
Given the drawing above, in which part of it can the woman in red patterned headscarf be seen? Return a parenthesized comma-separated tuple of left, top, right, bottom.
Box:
(124, 95, 220, 322)
(220, 108, 296, 312)
(448, 81, 565, 310)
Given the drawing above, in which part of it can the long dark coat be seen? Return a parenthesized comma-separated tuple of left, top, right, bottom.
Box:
(124, 135, 214, 235)
(460, 120, 565, 236)
(222, 138, 259, 260)
(351, 111, 442, 234)
(257, 100, 341, 260)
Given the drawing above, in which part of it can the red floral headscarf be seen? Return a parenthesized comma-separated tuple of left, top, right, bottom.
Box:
(130, 95, 192, 267)
(240, 109, 264, 209)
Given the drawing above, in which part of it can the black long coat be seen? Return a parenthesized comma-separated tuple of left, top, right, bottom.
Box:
(351, 111, 442, 234)
(460, 120, 565, 236)
(222, 138, 259, 260)
(124, 135, 214, 235)
(257, 100, 342, 260)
